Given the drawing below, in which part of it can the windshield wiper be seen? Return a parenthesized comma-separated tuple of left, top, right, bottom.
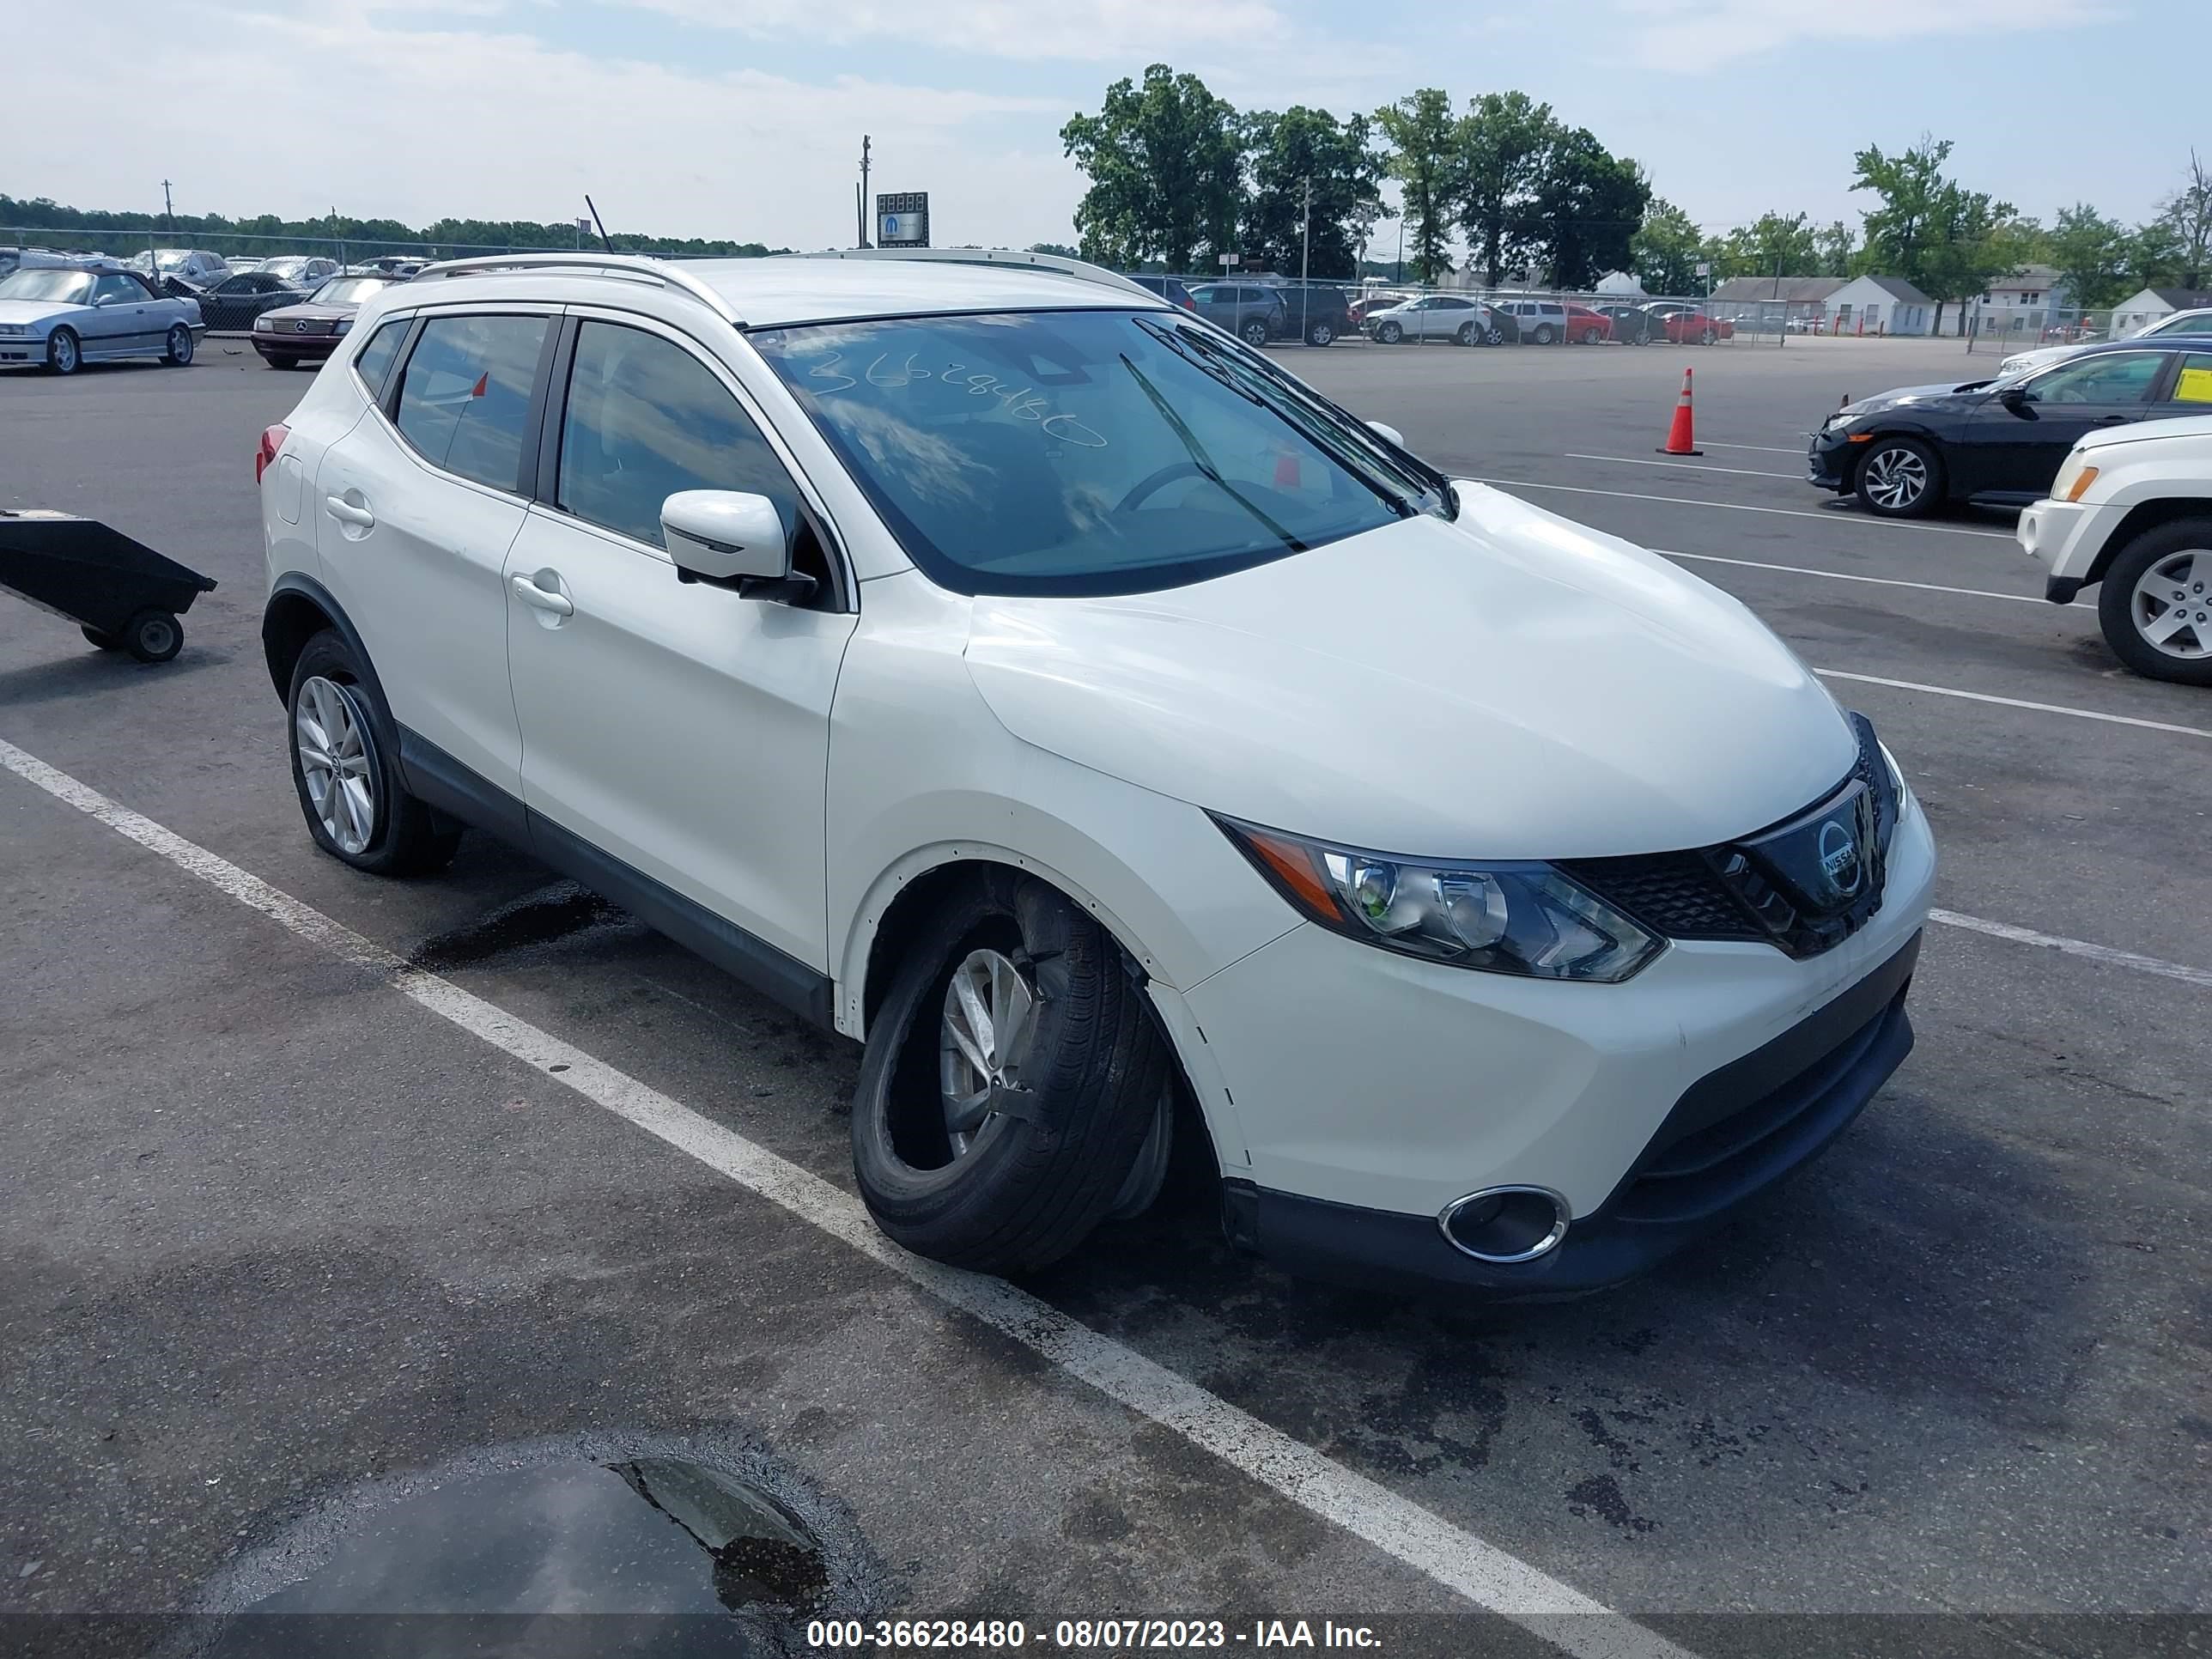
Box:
(1118, 354, 1308, 553)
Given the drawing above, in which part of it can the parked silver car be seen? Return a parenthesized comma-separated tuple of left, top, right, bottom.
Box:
(0, 265, 206, 374)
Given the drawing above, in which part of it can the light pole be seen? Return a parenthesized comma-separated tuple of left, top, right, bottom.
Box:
(857, 135, 872, 248)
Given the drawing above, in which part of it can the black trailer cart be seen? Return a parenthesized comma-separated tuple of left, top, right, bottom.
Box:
(0, 509, 217, 663)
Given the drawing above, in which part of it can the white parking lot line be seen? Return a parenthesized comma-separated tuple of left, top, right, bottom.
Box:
(1564, 453, 1801, 481)
(1814, 670, 2212, 739)
(1662, 551, 2043, 605)
(1698, 442, 1805, 454)
(1473, 477, 2016, 538)
(1929, 908, 2212, 990)
(0, 733, 1698, 1659)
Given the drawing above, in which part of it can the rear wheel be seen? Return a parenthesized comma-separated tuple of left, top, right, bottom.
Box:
(1305, 320, 1334, 346)
(1531, 323, 1557, 345)
(1455, 322, 1475, 346)
(1240, 317, 1271, 349)
(1700, 326, 1717, 345)
(850, 870, 1172, 1273)
(1579, 326, 1603, 344)
(161, 325, 194, 366)
(1855, 437, 1942, 518)
(286, 630, 461, 874)
(2097, 520, 2212, 685)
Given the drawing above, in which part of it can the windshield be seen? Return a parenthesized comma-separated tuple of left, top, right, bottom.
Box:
(0, 269, 95, 304)
(309, 276, 391, 306)
(754, 309, 1453, 597)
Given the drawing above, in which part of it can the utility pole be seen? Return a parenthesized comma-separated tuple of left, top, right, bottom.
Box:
(1299, 175, 1313, 341)
(857, 136, 872, 248)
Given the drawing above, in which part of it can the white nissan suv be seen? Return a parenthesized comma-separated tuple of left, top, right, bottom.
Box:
(258, 251, 1936, 1297)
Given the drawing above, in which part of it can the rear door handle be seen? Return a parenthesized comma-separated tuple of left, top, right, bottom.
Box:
(325, 495, 375, 527)
(511, 575, 574, 617)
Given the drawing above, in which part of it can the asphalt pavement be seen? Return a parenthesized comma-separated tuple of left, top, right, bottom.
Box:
(2, 334, 2207, 1657)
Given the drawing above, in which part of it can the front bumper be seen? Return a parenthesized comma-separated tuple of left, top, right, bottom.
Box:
(253, 330, 342, 360)
(1182, 794, 1936, 1295)
(2016, 497, 2100, 599)
(1806, 429, 1855, 491)
(0, 333, 45, 365)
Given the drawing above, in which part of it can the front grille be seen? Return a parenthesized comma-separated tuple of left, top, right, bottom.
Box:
(1561, 712, 1901, 962)
(1556, 851, 1761, 942)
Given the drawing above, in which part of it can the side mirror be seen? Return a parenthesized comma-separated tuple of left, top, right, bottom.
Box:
(1999, 386, 2033, 412)
(661, 490, 811, 599)
(94, 295, 118, 307)
(1366, 420, 1407, 448)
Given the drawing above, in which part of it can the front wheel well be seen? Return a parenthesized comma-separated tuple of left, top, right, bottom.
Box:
(856, 858, 1221, 1187)
(2084, 499, 2212, 588)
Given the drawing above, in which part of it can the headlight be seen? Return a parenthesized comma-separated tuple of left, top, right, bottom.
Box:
(333, 318, 352, 336)
(2050, 451, 2100, 502)
(1216, 818, 1663, 982)
(253, 317, 274, 331)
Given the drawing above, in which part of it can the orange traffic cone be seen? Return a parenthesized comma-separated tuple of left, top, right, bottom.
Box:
(1657, 368, 1700, 455)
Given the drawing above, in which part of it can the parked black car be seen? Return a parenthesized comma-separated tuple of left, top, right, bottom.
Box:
(1129, 274, 1196, 312)
(198, 270, 313, 331)
(1593, 302, 1652, 344)
(1187, 280, 1353, 346)
(1808, 341, 2212, 518)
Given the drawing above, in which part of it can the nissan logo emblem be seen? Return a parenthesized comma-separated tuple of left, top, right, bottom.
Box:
(1818, 818, 1863, 899)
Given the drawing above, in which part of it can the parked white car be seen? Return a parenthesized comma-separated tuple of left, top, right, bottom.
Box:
(258, 251, 1934, 1297)
(2018, 412, 2212, 684)
(1998, 307, 2212, 380)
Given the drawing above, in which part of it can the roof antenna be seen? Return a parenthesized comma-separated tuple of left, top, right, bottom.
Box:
(584, 195, 615, 254)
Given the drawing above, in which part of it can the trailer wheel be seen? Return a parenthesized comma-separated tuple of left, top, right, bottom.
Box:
(82, 625, 124, 652)
(122, 610, 183, 664)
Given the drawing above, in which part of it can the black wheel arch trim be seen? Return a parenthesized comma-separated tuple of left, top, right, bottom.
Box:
(263, 574, 386, 708)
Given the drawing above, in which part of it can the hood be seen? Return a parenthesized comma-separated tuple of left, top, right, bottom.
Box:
(260, 301, 357, 323)
(1844, 380, 1990, 416)
(962, 483, 1854, 860)
(0, 300, 80, 326)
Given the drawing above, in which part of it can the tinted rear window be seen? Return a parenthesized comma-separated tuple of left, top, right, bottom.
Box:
(391, 314, 546, 491)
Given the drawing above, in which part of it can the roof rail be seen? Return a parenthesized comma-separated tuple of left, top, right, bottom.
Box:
(414, 252, 743, 325)
(783, 246, 1158, 303)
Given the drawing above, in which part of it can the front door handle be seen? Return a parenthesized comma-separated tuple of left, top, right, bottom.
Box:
(511, 574, 574, 617)
(325, 495, 375, 528)
(2092, 415, 2130, 425)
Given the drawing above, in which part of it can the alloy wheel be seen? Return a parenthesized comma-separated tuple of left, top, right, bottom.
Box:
(1862, 446, 1929, 512)
(937, 948, 1036, 1159)
(51, 331, 78, 374)
(295, 675, 375, 855)
(2131, 548, 2212, 660)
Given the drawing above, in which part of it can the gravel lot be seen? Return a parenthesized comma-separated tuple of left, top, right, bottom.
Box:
(3, 332, 2207, 1656)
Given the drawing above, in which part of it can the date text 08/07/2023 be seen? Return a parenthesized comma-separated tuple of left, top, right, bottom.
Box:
(805, 1619, 1384, 1650)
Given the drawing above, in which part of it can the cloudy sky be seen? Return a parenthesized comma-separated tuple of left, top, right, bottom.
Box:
(10, 0, 2197, 257)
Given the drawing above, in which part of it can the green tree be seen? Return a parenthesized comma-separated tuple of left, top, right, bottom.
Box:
(1241, 106, 1384, 278)
(2046, 203, 2131, 310)
(1373, 88, 1459, 284)
(1918, 193, 2021, 337)
(1630, 198, 1704, 295)
(1709, 211, 1822, 281)
(1851, 135, 2014, 334)
(1814, 219, 1857, 275)
(1455, 90, 1559, 287)
(1061, 64, 1243, 274)
(1526, 129, 1647, 289)
(2125, 218, 2186, 291)
(1026, 242, 1082, 258)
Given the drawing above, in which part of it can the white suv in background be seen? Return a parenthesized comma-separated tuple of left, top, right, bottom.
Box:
(258, 251, 1935, 1297)
(2019, 413, 2212, 684)
(1999, 306, 2212, 380)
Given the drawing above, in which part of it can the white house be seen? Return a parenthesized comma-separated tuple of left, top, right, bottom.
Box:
(1594, 270, 1646, 297)
(1980, 264, 2065, 331)
(1825, 274, 1935, 336)
(2111, 286, 2212, 337)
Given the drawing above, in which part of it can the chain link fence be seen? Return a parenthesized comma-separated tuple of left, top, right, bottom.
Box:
(1963, 301, 2116, 356)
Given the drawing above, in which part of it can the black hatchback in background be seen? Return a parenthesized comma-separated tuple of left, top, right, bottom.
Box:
(1808, 339, 2212, 517)
(251, 275, 403, 369)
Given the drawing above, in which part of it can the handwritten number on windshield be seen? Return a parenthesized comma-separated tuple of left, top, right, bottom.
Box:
(798, 353, 1106, 448)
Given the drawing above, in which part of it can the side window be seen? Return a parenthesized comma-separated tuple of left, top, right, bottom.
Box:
(391, 313, 548, 491)
(2027, 350, 2166, 405)
(2172, 353, 2212, 404)
(91, 274, 139, 306)
(2166, 315, 2212, 337)
(556, 320, 801, 551)
(351, 319, 407, 397)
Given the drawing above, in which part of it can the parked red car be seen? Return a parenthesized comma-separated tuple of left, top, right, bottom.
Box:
(1563, 303, 1613, 343)
(1659, 309, 1735, 345)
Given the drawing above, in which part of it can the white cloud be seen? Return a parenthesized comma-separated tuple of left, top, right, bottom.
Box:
(10, 0, 1085, 248)
(618, 0, 1288, 62)
(1610, 0, 2113, 70)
